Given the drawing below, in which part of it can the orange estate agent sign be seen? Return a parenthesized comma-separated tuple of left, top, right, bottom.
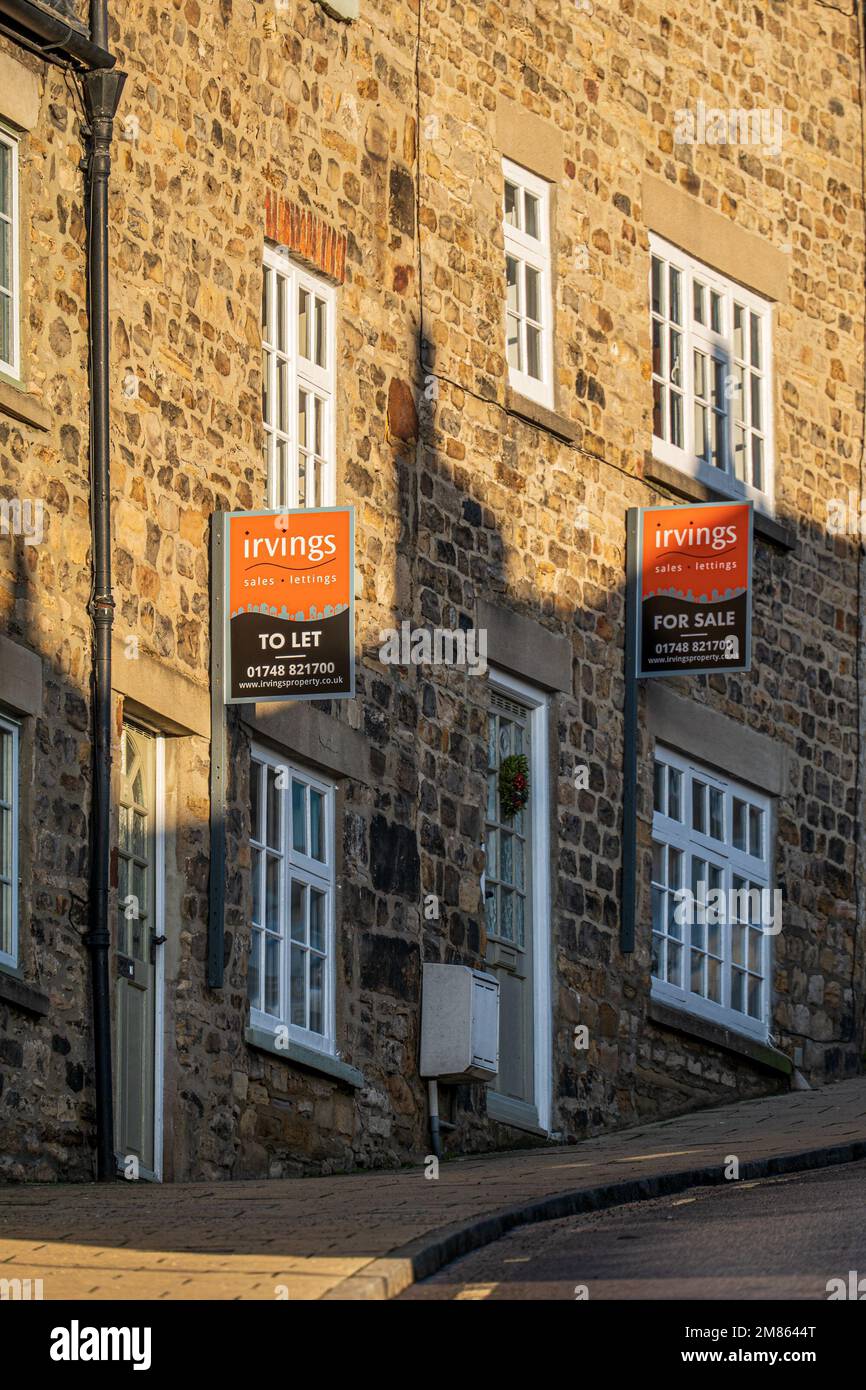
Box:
(635, 500, 753, 678)
(223, 506, 354, 703)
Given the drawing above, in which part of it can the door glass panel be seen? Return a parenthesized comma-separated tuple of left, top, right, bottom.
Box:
(485, 700, 531, 955)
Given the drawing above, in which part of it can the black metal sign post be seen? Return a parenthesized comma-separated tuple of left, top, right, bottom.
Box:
(621, 509, 640, 954)
(208, 515, 227, 989)
(620, 500, 754, 953)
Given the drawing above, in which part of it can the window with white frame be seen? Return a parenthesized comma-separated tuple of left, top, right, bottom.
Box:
(650, 234, 773, 505)
(651, 746, 774, 1040)
(0, 128, 19, 379)
(262, 247, 336, 511)
(503, 158, 553, 409)
(0, 713, 19, 970)
(248, 747, 336, 1054)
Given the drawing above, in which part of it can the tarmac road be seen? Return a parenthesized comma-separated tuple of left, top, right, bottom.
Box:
(399, 1159, 866, 1300)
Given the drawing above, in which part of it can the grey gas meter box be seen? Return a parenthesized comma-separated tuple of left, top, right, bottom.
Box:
(419, 963, 500, 1082)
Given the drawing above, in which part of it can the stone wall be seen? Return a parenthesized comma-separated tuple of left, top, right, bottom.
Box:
(0, 0, 864, 1180)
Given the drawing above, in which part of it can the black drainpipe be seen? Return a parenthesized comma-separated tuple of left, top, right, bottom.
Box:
(82, 0, 125, 1181)
(0, 0, 125, 1181)
(83, 69, 126, 1184)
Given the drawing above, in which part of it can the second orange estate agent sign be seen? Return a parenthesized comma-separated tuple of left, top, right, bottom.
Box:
(635, 500, 753, 678)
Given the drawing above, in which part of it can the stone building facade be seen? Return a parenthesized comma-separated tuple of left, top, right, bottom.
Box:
(0, 0, 865, 1181)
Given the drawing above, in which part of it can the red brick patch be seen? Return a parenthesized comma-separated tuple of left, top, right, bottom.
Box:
(265, 189, 347, 284)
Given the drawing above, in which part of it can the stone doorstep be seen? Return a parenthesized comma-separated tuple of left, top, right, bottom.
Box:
(322, 1138, 866, 1301)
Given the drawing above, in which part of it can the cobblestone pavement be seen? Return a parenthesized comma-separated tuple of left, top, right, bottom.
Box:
(1, 1077, 864, 1300)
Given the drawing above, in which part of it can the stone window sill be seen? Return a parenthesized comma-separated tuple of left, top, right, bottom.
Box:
(0, 379, 50, 432)
(644, 457, 795, 552)
(505, 388, 578, 444)
(245, 1024, 365, 1088)
(0, 965, 49, 1017)
(648, 998, 793, 1076)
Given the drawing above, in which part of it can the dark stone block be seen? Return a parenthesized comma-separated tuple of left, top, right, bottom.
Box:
(0, 1039, 23, 1067)
(387, 377, 418, 445)
(360, 933, 420, 998)
(370, 813, 420, 896)
(389, 165, 415, 237)
(66, 1062, 85, 1093)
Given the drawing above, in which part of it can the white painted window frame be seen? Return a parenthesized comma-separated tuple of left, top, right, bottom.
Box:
(650, 744, 773, 1042)
(262, 245, 337, 511)
(0, 127, 20, 380)
(502, 158, 554, 410)
(649, 232, 775, 512)
(486, 667, 552, 1134)
(249, 744, 337, 1058)
(0, 711, 19, 970)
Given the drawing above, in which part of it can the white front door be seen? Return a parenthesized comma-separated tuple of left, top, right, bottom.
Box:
(115, 723, 164, 1180)
(484, 671, 551, 1134)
